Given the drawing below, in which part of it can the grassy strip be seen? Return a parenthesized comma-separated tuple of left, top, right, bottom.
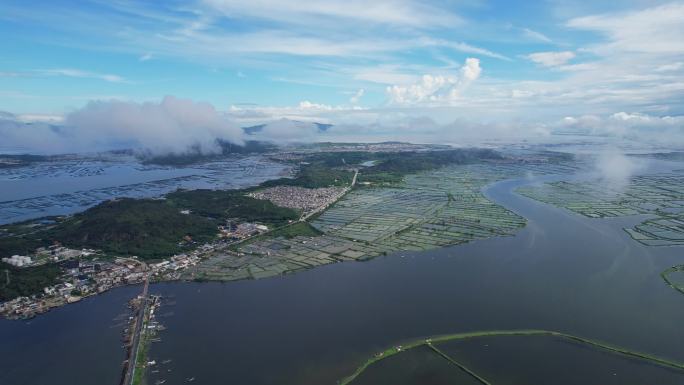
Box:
(131, 335, 148, 385)
(427, 343, 492, 385)
(131, 303, 151, 385)
(339, 329, 684, 385)
(226, 220, 316, 251)
(661, 265, 684, 296)
(266, 222, 322, 239)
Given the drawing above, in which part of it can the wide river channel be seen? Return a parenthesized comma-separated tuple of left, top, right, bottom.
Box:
(2, 171, 684, 385)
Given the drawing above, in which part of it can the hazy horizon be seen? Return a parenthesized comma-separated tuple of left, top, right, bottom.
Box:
(1, 1, 683, 155)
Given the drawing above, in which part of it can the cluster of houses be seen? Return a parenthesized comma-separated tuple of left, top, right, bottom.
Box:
(218, 222, 269, 240)
(0, 219, 271, 319)
(2, 245, 96, 268)
(248, 186, 345, 213)
(0, 257, 147, 319)
(0, 244, 211, 319)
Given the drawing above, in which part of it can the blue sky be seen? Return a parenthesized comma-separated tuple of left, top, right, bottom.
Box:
(1, 0, 683, 151)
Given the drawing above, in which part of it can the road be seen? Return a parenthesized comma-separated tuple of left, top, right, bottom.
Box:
(196, 168, 359, 260)
(299, 169, 358, 222)
(120, 276, 149, 385)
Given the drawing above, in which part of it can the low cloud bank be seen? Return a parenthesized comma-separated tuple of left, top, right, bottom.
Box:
(557, 112, 684, 146)
(66, 96, 244, 154)
(0, 96, 245, 155)
(591, 148, 645, 192)
(2, 94, 683, 156)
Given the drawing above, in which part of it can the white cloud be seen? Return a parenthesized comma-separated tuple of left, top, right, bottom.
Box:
(555, 112, 684, 146)
(320, 115, 552, 145)
(655, 62, 683, 72)
(298, 100, 338, 111)
(527, 51, 575, 67)
(226, 100, 368, 127)
(202, 0, 463, 29)
(0, 1, 506, 65)
(387, 58, 481, 105)
(592, 148, 645, 192)
(0, 96, 245, 155)
(15, 114, 64, 123)
(420, 38, 510, 60)
(522, 28, 552, 43)
(567, 2, 684, 55)
(38, 68, 127, 83)
(67, 96, 245, 154)
(139, 53, 153, 62)
(350, 88, 365, 104)
(352, 65, 419, 85)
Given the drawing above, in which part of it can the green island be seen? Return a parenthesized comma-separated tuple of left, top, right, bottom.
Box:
(182, 151, 578, 282)
(339, 329, 684, 385)
(0, 148, 576, 310)
(182, 162, 530, 281)
(0, 191, 301, 262)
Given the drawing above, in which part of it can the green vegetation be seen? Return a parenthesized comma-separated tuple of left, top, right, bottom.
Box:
(0, 148, 509, 266)
(139, 140, 276, 165)
(0, 232, 48, 260)
(0, 189, 301, 261)
(189, 164, 527, 283)
(264, 148, 503, 188)
(0, 262, 61, 301)
(47, 198, 218, 259)
(131, 305, 153, 385)
(227, 222, 321, 251)
(261, 163, 354, 188)
(166, 189, 299, 225)
(264, 222, 322, 239)
(358, 149, 502, 185)
(426, 344, 491, 385)
(518, 174, 684, 246)
(340, 329, 684, 385)
(301, 151, 375, 167)
(0, 199, 217, 260)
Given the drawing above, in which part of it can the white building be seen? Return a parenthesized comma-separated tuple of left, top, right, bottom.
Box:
(1, 255, 33, 267)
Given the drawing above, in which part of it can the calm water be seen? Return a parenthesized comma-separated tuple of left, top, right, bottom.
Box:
(440, 335, 684, 385)
(0, 155, 290, 224)
(1, 173, 684, 385)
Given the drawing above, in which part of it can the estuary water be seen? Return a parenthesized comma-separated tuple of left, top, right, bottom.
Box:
(2, 173, 684, 384)
(0, 154, 291, 225)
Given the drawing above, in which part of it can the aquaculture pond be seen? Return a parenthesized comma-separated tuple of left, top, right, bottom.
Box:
(2, 170, 684, 385)
(0, 154, 290, 224)
(438, 334, 684, 385)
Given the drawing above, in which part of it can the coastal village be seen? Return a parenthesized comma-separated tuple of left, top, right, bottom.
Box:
(0, 181, 349, 319)
(0, 246, 202, 319)
(0, 153, 578, 320)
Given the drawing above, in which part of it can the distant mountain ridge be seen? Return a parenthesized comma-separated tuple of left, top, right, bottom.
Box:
(243, 121, 332, 135)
